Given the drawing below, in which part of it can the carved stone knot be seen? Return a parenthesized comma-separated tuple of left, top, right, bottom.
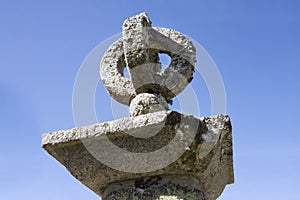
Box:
(100, 12, 196, 116)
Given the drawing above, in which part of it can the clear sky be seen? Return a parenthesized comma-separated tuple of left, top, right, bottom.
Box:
(1, 0, 300, 199)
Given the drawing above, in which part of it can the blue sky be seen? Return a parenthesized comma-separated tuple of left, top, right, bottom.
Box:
(1, 0, 300, 199)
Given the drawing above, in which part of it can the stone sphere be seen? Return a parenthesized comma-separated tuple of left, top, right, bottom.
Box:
(129, 93, 168, 117)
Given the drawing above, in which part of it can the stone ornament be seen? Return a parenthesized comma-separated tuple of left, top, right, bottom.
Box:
(42, 12, 234, 200)
(100, 12, 196, 108)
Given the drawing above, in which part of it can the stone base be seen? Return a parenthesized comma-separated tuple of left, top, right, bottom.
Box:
(103, 175, 205, 200)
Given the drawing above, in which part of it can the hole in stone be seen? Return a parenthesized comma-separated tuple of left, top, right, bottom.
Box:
(158, 53, 171, 71)
(123, 65, 130, 78)
(117, 55, 130, 78)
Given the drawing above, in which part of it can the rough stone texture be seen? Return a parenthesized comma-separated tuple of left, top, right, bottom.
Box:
(129, 93, 168, 117)
(103, 175, 205, 200)
(42, 111, 234, 200)
(100, 38, 136, 105)
(100, 13, 196, 105)
(122, 12, 159, 68)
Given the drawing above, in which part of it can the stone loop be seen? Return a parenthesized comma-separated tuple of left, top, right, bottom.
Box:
(100, 21, 196, 105)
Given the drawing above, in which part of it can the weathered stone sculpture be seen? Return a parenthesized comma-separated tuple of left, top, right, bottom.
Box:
(42, 12, 234, 200)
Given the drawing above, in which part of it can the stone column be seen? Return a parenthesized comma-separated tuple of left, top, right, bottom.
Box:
(42, 12, 234, 200)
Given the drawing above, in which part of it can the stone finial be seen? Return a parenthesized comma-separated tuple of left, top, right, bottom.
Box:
(100, 12, 196, 111)
(43, 12, 234, 200)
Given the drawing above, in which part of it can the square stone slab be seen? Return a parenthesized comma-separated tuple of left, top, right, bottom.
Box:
(42, 111, 233, 200)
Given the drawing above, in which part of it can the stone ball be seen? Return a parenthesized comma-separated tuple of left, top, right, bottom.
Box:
(129, 93, 168, 117)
